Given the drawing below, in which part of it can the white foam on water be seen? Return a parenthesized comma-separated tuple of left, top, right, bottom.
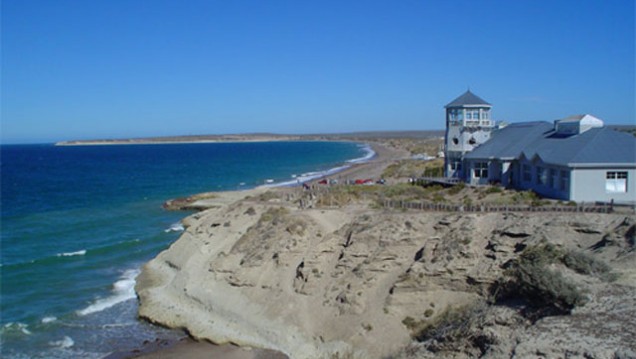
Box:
(56, 250, 87, 257)
(76, 269, 140, 316)
(41, 316, 57, 324)
(49, 336, 74, 349)
(270, 165, 351, 187)
(164, 223, 184, 233)
(347, 144, 376, 163)
(2, 322, 32, 335)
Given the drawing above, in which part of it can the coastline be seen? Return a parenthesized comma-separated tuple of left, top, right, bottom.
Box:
(122, 141, 406, 358)
(131, 138, 635, 358)
(129, 141, 409, 359)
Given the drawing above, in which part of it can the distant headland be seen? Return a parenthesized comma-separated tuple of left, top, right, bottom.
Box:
(54, 131, 445, 146)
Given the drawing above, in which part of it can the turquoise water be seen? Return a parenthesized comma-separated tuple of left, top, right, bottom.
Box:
(0, 141, 371, 358)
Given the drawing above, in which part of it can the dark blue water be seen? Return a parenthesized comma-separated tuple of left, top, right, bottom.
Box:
(0, 141, 370, 358)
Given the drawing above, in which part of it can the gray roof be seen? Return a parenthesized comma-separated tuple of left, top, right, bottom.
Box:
(445, 90, 492, 108)
(465, 122, 636, 167)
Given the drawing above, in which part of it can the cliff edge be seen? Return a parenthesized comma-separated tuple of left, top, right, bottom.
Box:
(136, 188, 636, 358)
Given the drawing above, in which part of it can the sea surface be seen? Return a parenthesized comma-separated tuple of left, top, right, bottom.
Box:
(0, 141, 372, 358)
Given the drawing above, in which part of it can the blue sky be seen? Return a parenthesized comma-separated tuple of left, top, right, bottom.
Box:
(2, 0, 634, 143)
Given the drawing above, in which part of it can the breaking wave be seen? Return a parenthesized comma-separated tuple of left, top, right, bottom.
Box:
(76, 269, 139, 316)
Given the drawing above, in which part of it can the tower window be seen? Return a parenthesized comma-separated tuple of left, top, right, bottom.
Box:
(452, 137, 459, 145)
(468, 137, 476, 145)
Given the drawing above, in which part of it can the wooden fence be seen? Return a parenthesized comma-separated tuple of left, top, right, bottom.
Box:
(381, 199, 625, 214)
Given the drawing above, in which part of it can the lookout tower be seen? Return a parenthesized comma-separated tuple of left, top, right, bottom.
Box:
(444, 90, 494, 178)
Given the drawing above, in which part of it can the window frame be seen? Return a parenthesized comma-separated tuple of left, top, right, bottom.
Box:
(606, 171, 628, 193)
(473, 162, 489, 179)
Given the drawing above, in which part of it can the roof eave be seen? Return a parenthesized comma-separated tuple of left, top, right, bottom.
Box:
(569, 163, 636, 169)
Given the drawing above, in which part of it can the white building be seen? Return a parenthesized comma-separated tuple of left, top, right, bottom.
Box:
(444, 90, 495, 178)
(444, 91, 636, 204)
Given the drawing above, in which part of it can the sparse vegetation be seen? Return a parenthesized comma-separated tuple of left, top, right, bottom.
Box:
(447, 182, 465, 195)
(562, 250, 617, 282)
(382, 159, 444, 179)
(409, 302, 492, 350)
(494, 243, 589, 318)
(258, 191, 281, 202)
(422, 164, 444, 177)
(260, 207, 289, 223)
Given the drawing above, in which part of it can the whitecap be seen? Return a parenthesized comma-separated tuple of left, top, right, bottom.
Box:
(49, 336, 74, 348)
(3, 322, 32, 335)
(56, 250, 87, 257)
(164, 223, 184, 233)
(76, 269, 140, 316)
(41, 316, 57, 324)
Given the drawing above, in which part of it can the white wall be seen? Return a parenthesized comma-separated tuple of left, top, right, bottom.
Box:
(570, 168, 636, 204)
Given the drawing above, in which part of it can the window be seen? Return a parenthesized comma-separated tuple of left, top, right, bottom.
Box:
(483, 111, 489, 120)
(450, 160, 461, 171)
(536, 166, 546, 185)
(474, 162, 488, 178)
(452, 137, 459, 145)
(560, 170, 569, 191)
(523, 165, 531, 182)
(606, 171, 628, 193)
(466, 111, 472, 120)
(473, 110, 480, 120)
(549, 169, 557, 188)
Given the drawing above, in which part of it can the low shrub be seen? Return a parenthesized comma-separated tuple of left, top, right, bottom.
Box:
(562, 250, 617, 282)
(494, 243, 588, 318)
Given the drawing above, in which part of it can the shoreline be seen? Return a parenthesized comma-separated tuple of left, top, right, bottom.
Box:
(162, 141, 409, 211)
(125, 141, 408, 358)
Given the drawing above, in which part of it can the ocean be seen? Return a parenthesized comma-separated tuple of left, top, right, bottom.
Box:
(0, 141, 371, 358)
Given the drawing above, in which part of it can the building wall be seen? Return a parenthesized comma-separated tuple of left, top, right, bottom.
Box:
(469, 155, 636, 204)
(570, 168, 636, 204)
(500, 157, 571, 200)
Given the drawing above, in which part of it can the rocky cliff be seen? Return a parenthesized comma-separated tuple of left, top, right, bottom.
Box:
(136, 189, 636, 358)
